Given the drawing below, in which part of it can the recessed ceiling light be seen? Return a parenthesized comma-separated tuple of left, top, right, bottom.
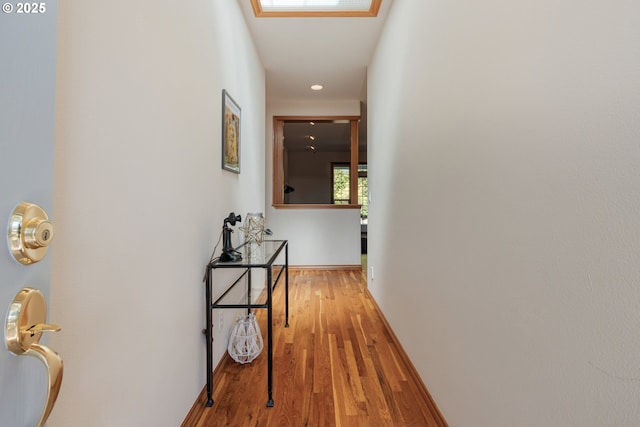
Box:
(311, 84, 323, 91)
(308, 135, 316, 140)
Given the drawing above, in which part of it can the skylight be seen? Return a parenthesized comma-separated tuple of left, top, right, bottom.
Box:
(251, 0, 381, 17)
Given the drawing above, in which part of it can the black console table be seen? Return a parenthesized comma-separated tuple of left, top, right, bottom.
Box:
(204, 239, 289, 407)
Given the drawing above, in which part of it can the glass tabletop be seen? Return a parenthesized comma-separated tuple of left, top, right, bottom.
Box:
(209, 240, 287, 268)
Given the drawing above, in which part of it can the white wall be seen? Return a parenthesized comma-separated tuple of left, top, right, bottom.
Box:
(267, 100, 361, 266)
(287, 150, 351, 204)
(268, 208, 361, 266)
(368, 1, 640, 426)
(50, 2, 264, 426)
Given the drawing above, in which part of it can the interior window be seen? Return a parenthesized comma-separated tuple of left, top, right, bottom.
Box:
(273, 116, 363, 208)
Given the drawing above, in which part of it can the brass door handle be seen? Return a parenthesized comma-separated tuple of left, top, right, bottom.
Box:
(5, 288, 63, 427)
(22, 323, 62, 337)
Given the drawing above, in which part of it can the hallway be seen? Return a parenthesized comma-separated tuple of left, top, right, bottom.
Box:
(183, 269, 446, 426)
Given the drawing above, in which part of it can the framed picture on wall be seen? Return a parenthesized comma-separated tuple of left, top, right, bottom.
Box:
(222, 89, 241, 173)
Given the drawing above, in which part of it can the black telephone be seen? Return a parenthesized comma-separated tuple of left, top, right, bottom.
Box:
(220, 212, 242, 262)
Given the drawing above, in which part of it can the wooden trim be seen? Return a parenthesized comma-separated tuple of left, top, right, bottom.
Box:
(289, 265, 362, 271)
(350, 119, 359, 205)
(272, 115, 361, 208)
(272, 203, 361, 210)
(250, 0, 381, 18)
(273, 118, 284, 205)
(364, 288, 449, 427)
(274, 115, 361, 121)
(181, 353, 236, 427)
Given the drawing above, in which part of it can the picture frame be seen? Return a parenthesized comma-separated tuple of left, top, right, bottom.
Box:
(222, 89, 241, 173)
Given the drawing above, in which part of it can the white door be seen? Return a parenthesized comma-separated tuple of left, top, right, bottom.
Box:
(0, 2, 58, 426)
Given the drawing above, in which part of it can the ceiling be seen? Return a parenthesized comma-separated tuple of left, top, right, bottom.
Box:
(237, 0, 394, 102)
(284, 120, 352, 152)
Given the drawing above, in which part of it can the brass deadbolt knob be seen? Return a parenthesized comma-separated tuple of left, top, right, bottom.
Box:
(7, 202, 55, 265)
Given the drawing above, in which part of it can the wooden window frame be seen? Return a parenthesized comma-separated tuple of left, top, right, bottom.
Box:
(331, 162, 351, 204)
(273, 116, 361, 209)
(250, 0, 381, 18)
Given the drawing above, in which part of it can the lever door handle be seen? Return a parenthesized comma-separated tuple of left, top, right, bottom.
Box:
(5, 288, 63, 427)
(22, 323, 62, 336)
(26, 343, 64, 427)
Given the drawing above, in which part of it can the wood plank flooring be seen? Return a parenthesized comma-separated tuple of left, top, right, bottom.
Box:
(183, 269, 447, 427)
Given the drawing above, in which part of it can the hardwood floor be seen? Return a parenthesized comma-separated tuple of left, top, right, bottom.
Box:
(183, 269, 447, 427)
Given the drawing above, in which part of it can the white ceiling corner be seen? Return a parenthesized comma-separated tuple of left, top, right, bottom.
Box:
(237, 0, 394, 102)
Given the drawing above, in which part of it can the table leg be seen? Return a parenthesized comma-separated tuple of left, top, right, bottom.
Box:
(266, 266, 274, 407)
(285, 243, 289, 328)
(205, 268, 214, 406)
(247, 267, 252, 315)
